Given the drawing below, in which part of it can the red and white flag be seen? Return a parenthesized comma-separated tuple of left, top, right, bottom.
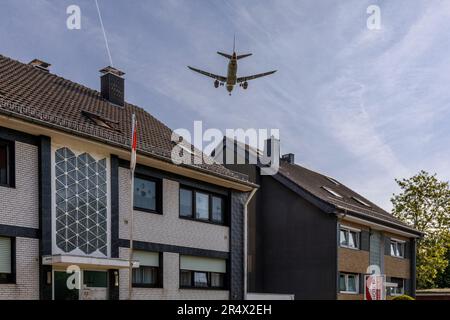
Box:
(130, 113, 137, 171)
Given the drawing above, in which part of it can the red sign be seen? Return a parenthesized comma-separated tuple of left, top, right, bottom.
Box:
(365, 275, 385, 300)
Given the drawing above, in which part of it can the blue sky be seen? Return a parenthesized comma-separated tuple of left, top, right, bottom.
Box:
(1, 0, 450, 210)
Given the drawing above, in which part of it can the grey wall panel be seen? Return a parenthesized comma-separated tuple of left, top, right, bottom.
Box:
(259, 176, 337, 300)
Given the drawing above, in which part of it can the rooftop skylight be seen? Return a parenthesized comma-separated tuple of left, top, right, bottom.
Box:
(322, 186, 343, 199)
(81, 110, 117, 130)
(352, 196, 372, 208)
(326, 176, 340, 185)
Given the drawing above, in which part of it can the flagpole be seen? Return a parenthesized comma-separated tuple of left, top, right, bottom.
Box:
(128, 168, 134, 299)
(128, 113, 137, 300)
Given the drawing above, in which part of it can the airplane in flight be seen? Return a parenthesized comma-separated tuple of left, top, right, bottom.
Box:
(188, 38, 277, 95)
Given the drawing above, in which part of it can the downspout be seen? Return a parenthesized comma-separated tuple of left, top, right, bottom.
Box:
(244, 187, 258, 300)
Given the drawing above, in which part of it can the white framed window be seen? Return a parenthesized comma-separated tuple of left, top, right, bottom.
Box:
(339, 226, 360, 249)
(179, 255, 227, 289)
(390, 239, 405, 258)
(132, 251, 161, 288)
(339, 273, 359, 294)
(387, 278, 404, 296)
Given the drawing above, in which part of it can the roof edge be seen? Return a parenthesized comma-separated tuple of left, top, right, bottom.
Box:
(335, 207, 423, 237)
(0, 104, 257, 191)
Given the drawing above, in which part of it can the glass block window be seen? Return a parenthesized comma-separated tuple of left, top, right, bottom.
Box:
(55, 147, 108, 256)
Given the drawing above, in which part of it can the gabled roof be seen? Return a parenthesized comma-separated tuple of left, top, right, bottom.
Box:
(216, 137, 421, 236)
(0, 54, 254, 188)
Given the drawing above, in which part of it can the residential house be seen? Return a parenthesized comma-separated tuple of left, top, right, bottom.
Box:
(0, 55, 256, 300)
(214, 138, 422, 300)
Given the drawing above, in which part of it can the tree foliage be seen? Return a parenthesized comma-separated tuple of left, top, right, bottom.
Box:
(391, 170, 450, 289)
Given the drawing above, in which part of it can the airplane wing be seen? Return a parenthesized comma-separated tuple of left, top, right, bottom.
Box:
(188, 66, 227, 82)
(237, 70, 277, 83)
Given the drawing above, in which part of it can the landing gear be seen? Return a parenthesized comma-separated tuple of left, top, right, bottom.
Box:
(239, 81, 248, 89)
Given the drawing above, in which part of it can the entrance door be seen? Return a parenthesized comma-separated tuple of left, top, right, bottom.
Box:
(80, 270, 109, 300)
(54, 271, 79, 300)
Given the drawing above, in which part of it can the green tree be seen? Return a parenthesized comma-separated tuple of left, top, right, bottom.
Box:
(436, 248, 450, 288)
(391, 170, 450, 289)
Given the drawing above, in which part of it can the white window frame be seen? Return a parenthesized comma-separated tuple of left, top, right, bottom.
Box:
(388, 278, 405, 296)
(340, 273, 359, 294)
(339, 226, 361, 250)
(390, 239, 405, 258)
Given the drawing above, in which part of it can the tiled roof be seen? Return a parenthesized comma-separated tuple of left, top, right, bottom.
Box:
(0, 54, 252, 186)
(277, 161, 421, 234)
(218, 136, 420, 234)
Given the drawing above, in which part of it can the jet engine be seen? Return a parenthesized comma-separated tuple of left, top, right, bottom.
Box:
(242, 81, 248, 90)
(214, 80, 219, 88)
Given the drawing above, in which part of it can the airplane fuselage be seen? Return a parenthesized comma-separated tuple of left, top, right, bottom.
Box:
(226, 54, 238, 93)
(187, 44, 276, 95)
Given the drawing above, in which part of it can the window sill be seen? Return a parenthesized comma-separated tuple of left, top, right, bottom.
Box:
(0, 183, 15, 189)
(179, 286, 228, 291)
(388, 255, 405, 260)
(133, 207, 162, 215)
(388, 293, 405, 297)
(132, 284, 163, 289)
(340, 245, 360, 251)
(179, 216, 227, 227)
(339, 291, 359, 295)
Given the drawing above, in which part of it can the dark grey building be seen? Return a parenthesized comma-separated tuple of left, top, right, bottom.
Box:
(214, 138, 422, 300)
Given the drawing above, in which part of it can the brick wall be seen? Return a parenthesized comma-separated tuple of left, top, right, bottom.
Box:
(118, 168, 229, 252)
(385, 256, 410, 279)
(338, 247, 370, 274)
(0, 237, 39, 300)
(337, 293, 364, 300)
(0, 142, 39, 228)
(118, 248, 229, 300)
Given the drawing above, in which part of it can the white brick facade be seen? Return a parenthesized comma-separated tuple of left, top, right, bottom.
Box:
(0, 141, 40, 300)
(119, 168, 230, 252)
(0, 237, 39, 300)
(119, 248, 229, 300)
(117, 168, 231, 299)
(0, 139, 233, 300)
(0, 142, 39, 229)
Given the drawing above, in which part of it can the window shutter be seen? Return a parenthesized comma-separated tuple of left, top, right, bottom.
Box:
(384, 237, 391, 255)
(404, 241, 411, 259)
(360, 231, 370, 251)
(0, 237, 12, 274)
(180, 256, 226, 273)
(133, 251, 159, 267)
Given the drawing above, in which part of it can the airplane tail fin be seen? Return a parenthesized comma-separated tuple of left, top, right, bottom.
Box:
(236, 53, 252, 60)
(217, 52, 233, 59)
